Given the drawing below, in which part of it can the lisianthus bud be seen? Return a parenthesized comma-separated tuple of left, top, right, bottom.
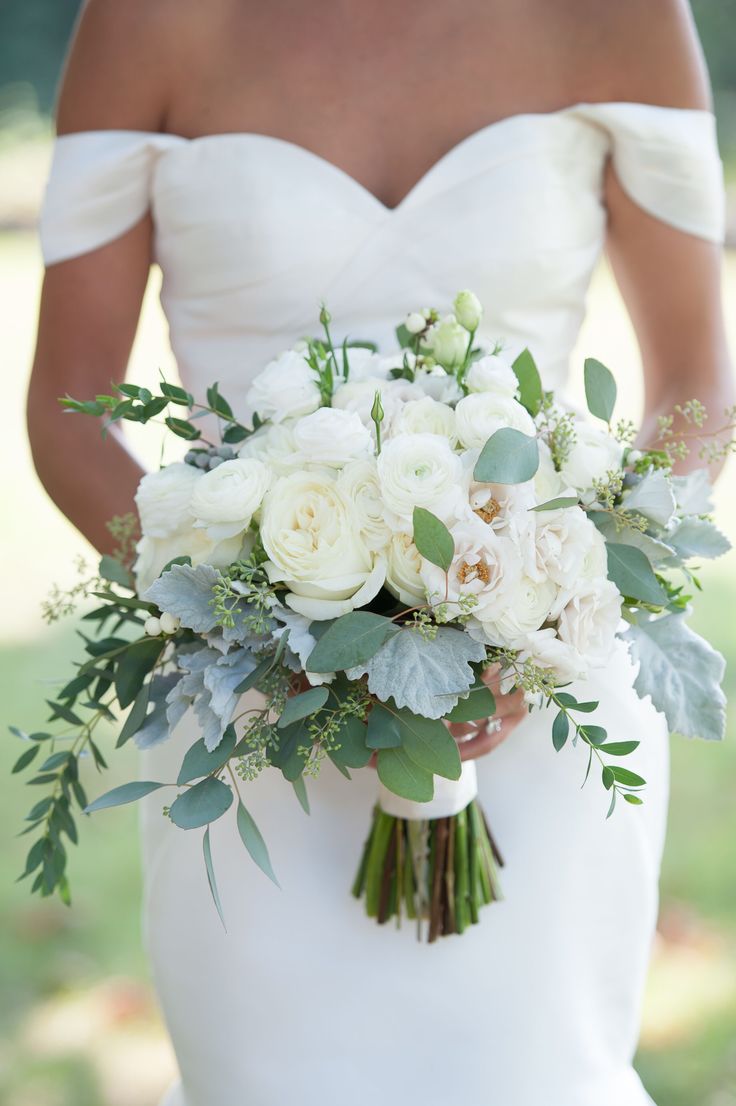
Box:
(404, 312, 426, 335)
(319, 304, 332, 326)
(425, 315, 468, 369)
(453, 290, 483, 332)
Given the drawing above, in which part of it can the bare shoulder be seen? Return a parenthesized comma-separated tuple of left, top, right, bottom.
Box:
(556, 0, 712, 110)
(56, 0, 209, 135)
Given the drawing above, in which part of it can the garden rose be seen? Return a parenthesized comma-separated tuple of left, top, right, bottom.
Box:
(292, 407, 372, 466)
(560, 422, 624, 491)
(190, 458, 271, 541)
(135, 462, 200, 538)
(246, 349, 321, 422)
(465, 354, 518, 398)
(454, 392, 536, 449)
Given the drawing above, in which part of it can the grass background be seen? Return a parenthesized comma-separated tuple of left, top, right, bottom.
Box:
(1, 102, 736, 1106)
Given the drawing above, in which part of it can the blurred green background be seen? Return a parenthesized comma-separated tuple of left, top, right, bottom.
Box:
(1, 3, 736, 1105)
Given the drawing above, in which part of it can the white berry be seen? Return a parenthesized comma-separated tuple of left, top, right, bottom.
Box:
(404, 312, 426, 335)
(159, 612, 181, 635)
(144, 616, 162, 636)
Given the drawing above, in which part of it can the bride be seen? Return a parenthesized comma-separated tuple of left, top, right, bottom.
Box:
(28, 1, 732, 1103)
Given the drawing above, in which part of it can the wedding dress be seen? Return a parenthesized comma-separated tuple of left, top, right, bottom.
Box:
(40, 103, 724, 1106)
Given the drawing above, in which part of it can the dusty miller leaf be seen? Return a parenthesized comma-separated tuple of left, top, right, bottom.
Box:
(144, 563, 221, 632)
(622, 470, 676, 528)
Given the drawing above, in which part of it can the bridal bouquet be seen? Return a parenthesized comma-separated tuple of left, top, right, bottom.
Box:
(14, 291, 730, 941)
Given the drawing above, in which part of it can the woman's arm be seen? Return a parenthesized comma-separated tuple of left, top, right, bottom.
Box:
(28, 0, 173, 553)
(602, 1, 735, 478)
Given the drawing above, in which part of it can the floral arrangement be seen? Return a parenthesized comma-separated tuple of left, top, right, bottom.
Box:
(13, 291, 730, 941)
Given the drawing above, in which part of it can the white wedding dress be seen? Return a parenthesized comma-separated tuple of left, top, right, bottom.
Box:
(41, 103, 724, 1106)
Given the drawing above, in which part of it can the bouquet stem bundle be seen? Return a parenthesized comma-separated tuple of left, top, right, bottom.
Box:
(352, 801, 504, 942)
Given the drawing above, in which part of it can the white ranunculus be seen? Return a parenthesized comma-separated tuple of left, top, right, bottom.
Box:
(425, 314, 468, 369)
(246, 349, 321, 422)
(465, 354, 519, 398)
(337, 459, 391, 552)
(478, 576, 558, 649)
(385, 532, 426, 606)
(420, 517, 520, 623)
(190, 458, 271, 541)
(560, 421, 624, 491)
(377, 432, 463, 527)
(260, 470, 385, 619)
(340, 347, 388, 382)
(134, 529, 246, 595)
(391, 396, 457, 443)
(413, 365, 463, 405)
(238, 422, 300, 476)
(332, 378, 424, 435)
(455, 392, 536, 450)
(517, 627, 588, 683)
(533, 440, 568, 503)
(292, 407, 372, 467)
(556, 580, 621, 669)
(135, 463, 201, 538)
(453, 290, 483, 332)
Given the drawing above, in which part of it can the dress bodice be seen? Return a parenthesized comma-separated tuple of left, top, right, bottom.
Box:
(40, 103, 724, 408)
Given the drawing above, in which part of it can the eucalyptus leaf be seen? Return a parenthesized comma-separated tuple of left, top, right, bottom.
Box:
(394, 708, 461, 781)
(277, 687, 329, 729)
(584, 358, 617, 422)
(552, 711, 569, 751)
(474, 428, 539, 485)
(85, 780, 165, 813)
(366, 703, 404, 749)
(237, 801, 279, 886)
(203, 826, 226, 930)
(292, 776, 310, 814)
(412, 507, 454, 572)
(599, 741, 640, 756)
(531, 496, 579, 512)
(306, 612, 400, 672)
(511, 348, 543, 416)
(624, 614, 726, 741)
(606, 542, 667, 606)
(444, 685, 495, 723)
(177, 726, 237, 784)
(376, 747, 434, 802)
(99, 554, 134, 590)
(114, 638, 163, 711)
(169, 777, 233, 830)
(329, 717, 372, 768)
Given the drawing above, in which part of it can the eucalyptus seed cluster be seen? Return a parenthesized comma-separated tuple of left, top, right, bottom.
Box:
(184, 444, 238, 471)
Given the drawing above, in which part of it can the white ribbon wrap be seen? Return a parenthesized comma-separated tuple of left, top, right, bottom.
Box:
(377, 760, 478, 820)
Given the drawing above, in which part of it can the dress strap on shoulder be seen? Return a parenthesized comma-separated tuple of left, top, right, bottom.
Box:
(570, 102, 726, 243)
(39, 131, 182, 265)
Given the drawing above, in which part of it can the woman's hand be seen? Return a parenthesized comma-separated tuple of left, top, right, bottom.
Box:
(446, 665, 527, 761)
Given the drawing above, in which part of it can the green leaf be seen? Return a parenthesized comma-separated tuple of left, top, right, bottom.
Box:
(202, 826, 226, 929)
(306, 612, 400, 672)
(85, 780, 165, 813)
(223, 424, 249, 444)
(599, 741, 640, 756)
(376, 747, 434, 802)
(292, 776, 310, 814)
(169, 777, 233, 830)
(206, 383, 234, 419)
(512, 348, 543, 416)
(584, 357, 617, 422)
(277, 687, 329, 729)
(46, 700, 83, 726)
(552, 711, 569, 751)
(12, 745, 40, 773)
(396, 708, 462, 781)
(116, 683, 151, 747)
(602, 766, 615, 790)
(177, 727, 237, 784)
(329, 717, 372, 769)
(554, 694, 599, 713)
(367, 703, 404, 749)
(444, 686, 496, 722)
(114, 638, 163, 709)
(531, 496, 579, 512)
(268, 719, 312, 781)
(580, 725, 608, 746)
(99, 554, 134, 589)
(395, 323, 413, 348)
(624, 793, 644, 805)
(237, 801, 279, 886)
(160, 382, 194, 406)
(606, 543, 667, 606)
(234, 654, 273, 694)
(474, 428, 540, 485)
(412, 507, 454, 572)
(165, 416, 201, 441)
(610, 766, 646, 788)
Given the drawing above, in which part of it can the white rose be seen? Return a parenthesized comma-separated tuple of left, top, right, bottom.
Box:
(385, 532, 426, 606)
(465, 354, 518, 398)
(377, 433, 463, 526)
(135, 463, 200, 538)
(556, 580, 621, 669)
(391, 396, 457, 443)
(190, 458, 271, 541)
(134, 529, 246, 595)
(420, 517, 520, 624)
(425, 314, 468, 369)
(478, 576, 558, 649)
(455, 392, 536, 450)
(332, 378, 424, 435)
(292, 407, 372, 466)
(238, 422, 300, 476)
(337, 459, 391, 552)
(453, 290, 483, 332)
(246, 349, 321, 422)
(517, 627, 588, 683)
(560, 421, 624, 491)
(260, 470, 385, 620)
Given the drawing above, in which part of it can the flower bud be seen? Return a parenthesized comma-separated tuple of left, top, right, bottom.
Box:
(404, 312, 426, 335)
(425, 315, 468, 370)
(627, 449, 643, 464)
(144, 616, 162, 636)
(159, 612, 181, 635)
(453, 290, 483, 332)
(319, 304, 332, 326)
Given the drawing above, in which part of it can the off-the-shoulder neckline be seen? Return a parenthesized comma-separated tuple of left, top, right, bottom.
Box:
(53, 101, 718, 215)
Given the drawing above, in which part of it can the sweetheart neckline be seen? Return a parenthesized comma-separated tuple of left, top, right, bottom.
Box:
(56, 100, 715, 216)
